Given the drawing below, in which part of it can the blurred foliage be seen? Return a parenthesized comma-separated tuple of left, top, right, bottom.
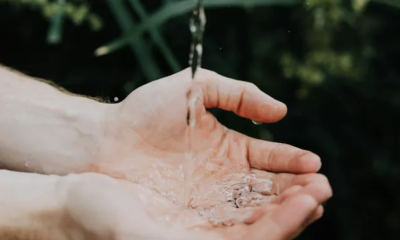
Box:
(0, 0, 103, 32)
(280, 0, 373, 97)
(0, 0, 400, 240)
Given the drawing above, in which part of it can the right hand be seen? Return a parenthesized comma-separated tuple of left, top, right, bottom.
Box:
(0, 170, 328, 240)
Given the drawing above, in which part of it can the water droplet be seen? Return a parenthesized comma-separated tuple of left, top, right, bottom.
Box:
(190, 23, 197, 33)
(219, 47, 222, 50)
(196, 44, 203, 56)
(114, 97, 119, 102)
(288, 30, 291, 33)
(252, 120, 262, 125)
(25, 161, 29, 167)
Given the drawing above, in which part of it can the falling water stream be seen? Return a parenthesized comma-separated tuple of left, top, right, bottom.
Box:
(183, 0, 206, 209)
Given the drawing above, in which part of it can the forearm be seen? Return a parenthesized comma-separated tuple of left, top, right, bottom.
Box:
(0, 65, 111, 174)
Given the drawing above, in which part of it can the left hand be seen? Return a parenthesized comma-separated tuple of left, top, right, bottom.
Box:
(87, 68, 331, 224)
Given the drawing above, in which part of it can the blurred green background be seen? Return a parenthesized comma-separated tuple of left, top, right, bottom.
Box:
(0, 0, 399, 239)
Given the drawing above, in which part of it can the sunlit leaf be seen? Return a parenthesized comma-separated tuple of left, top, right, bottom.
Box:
(107, 0, 162, 80)
(128, 0, 181, 72)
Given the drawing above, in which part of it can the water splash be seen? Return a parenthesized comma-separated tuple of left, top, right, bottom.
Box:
(195, 172, 274, 227)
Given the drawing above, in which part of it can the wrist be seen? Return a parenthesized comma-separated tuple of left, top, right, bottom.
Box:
(58, 95, 114, 173)
(0, 89, 115, 174)
(0, 65, 120, 174)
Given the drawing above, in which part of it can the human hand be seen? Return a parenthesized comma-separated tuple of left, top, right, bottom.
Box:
(0, 65, 331, 239)
(0, 170, 325, 240)
(89, 68, 331, 226)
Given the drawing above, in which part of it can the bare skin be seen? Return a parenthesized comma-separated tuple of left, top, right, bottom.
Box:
(0, 67, 332, 239)
(91, 68, 330, 214)
(0, 170, 327, 240)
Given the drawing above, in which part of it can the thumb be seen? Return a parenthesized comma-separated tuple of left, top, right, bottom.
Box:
(187, 68, 287, 123)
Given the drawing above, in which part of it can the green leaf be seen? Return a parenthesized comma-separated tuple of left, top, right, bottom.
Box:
(128, 0, 181, 72)
(107, 0, 162, 80)
(95, 0, 301, 56)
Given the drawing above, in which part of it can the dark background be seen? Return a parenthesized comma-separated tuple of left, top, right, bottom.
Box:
(0, 0, 399, 239)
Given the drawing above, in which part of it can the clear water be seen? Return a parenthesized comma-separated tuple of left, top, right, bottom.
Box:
(182, 0, 207, 208)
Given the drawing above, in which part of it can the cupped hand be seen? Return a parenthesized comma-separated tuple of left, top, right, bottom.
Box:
(65, 173, 326, 240)
(0, 170, 325, 240)
(89, 68, 331, 229)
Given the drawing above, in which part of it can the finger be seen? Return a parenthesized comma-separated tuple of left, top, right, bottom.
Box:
(272, 185, 325, 223)
(247, 139, 322, 173)
(272, 186, 325, 224)
(308, 205, 324, 223)
(250, 170, 327, 193)
(296, 182, 333, 204)
(196, 69, 287, 123)
(250, 171, 332, 203)
(250, 194, 319, 240)
(273, 183, 332, 205)
(284, 174, 332, 204)
(271, 185, 303, 204)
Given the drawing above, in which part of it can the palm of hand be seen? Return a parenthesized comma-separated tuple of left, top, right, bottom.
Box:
(91, 69, 331, 236)
(65, 173, 320, 240)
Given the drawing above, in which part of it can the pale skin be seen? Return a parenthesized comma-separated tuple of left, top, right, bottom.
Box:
(0, 66, 332, 239)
